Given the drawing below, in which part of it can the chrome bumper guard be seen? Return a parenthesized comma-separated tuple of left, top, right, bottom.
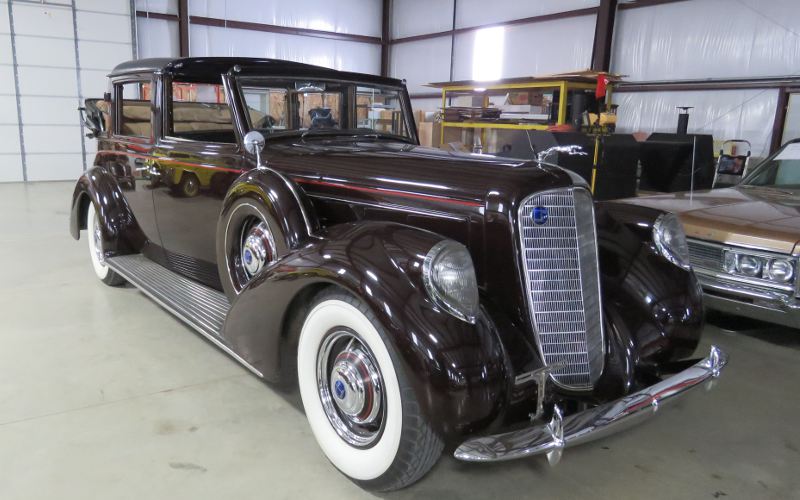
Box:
(454, 345, 728, 463)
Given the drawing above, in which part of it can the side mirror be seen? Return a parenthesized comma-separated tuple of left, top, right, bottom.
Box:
(244, 130, 266, 168)
(79, 107, 102, 138)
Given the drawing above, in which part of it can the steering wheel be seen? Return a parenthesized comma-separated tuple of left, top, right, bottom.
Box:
(254, 115, 277, 130)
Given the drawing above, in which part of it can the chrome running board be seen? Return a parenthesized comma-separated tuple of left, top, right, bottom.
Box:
(105, 254, 263, 377)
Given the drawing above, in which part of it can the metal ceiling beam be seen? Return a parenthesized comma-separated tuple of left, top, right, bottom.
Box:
(135, 11, 382, 45)
(390, 7, 599, 45)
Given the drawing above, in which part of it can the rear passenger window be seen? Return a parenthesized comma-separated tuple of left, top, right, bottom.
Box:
(117, 81, 152, 138)
(168, 82, 236, 143)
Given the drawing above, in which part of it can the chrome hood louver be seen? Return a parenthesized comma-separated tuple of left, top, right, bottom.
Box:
(517, 187, 604, 390)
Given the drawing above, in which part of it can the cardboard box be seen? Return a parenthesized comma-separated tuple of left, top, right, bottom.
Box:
(418, 121, 441, 148)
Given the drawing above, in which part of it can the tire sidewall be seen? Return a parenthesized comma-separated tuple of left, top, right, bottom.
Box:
(87, 202, 110, 280)
(297, 297, 404, 482)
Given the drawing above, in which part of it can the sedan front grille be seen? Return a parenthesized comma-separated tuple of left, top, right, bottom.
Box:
(687, 239, 724, 271)
(518, 188, 604, 390)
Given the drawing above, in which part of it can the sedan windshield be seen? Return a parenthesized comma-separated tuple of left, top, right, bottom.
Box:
(237, 78, 413, 142)
(744, 142, 800, 189)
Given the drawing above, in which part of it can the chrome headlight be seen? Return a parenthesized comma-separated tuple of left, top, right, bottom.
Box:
(652, 213, 691, 270)
(723, 249, 796, 284)
(767, 259, 795, 283)
(423, 240, 479, 324)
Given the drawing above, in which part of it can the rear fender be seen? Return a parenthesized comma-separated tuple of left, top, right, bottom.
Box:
(69, 166, 140, 254)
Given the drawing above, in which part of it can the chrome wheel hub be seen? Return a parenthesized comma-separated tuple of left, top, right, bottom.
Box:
(240, 221, 274, 278)
(317, 330, 384, 447)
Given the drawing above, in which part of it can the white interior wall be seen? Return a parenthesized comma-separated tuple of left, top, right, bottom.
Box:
(392, 0, 599, 112)
(1, 0, 135, 182)
(134, 0, 381, 73)
(615, 89, 780, 157)
(189, 0, 381, 37)
(189, 25, 380, 74)
(450, 15, 596, 81)
(611, 0, 800, 154)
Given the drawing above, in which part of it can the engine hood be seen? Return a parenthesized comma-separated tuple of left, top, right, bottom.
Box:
(622, 187, 800, 254)
(264, 138, 575, 211)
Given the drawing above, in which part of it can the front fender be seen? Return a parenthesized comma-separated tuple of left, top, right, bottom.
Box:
(222, 222, 510, 442)
(595, 201, 703, 394)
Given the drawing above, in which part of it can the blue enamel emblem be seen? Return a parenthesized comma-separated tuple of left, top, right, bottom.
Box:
(334, 380, 346, 399)
(532, 206, 549, 225)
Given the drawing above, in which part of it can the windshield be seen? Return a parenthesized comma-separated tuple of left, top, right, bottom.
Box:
(744, 142, 800, 189)
(237, 78, 413, 142)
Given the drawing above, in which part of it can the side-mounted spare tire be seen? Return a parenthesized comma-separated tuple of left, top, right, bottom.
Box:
(216, 169, 319, 300)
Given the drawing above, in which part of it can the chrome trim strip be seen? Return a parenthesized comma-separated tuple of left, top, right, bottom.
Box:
(106, 255, 264, 378)
(454, 345, 728, 462)
(306, 193, 466, 221)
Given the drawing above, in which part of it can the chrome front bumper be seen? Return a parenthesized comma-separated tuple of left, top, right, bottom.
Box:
(697, 273, 800, 329)
(454, 345, 728, 463)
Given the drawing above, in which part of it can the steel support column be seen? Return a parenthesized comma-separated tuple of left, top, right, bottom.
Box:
(591, 0, 617, 72)
(178, 0, 189, 57)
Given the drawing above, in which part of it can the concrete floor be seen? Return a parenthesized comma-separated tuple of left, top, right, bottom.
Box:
(1, 181, 798, 500)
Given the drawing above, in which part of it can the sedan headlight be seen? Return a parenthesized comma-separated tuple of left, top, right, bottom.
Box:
(423, 240, 479, 323)
(652, 213, 691, 270)
(723, 249, 796, 284)
(767, 259, 794, 283)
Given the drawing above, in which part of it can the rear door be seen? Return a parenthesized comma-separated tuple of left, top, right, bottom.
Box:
(101, 79, 163, 259)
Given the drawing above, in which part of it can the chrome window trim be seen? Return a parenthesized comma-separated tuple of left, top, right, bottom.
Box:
(516, 186, 604, 390)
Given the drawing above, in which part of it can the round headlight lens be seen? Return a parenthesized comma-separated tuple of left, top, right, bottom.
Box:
(737, 254, 763, 277)
(423, 240, 479, 324)
(766, 259, 794, 282)
(652, 213, 691, 270)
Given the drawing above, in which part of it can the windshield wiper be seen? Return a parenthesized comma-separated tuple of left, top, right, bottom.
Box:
(299, 127, 341, 143)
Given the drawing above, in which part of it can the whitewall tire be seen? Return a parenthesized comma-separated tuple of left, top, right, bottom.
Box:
(86, 202, 125, 286)
(297, 289, 442, 491)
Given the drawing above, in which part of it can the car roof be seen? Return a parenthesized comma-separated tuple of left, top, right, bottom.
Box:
(109, 57, 404, 87)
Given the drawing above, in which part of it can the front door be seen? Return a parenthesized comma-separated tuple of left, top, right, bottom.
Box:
(151, 80, 245, 290)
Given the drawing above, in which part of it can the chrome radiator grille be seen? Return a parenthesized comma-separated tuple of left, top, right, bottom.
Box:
(687, 239, 724, 271)
(518, 188, 604, 389)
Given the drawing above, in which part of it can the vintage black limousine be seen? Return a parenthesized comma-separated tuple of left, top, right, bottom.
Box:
(71, 57, 727, 491)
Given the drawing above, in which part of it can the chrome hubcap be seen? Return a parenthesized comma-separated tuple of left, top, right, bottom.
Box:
(240, 220, 275, 279)
(317, 330, 384, 447)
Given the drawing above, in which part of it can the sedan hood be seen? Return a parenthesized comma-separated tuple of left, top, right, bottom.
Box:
(266, 139, 575, 210)
(623, 187, 800, 254)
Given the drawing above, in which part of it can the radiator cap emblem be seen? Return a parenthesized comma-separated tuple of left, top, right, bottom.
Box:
(532, 206, 549, 225)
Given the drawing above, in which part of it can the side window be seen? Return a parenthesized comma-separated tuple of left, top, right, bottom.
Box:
(117, 81, 152, 138)
(356, 86, 409, 138)
(169, 81, 235, 143)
